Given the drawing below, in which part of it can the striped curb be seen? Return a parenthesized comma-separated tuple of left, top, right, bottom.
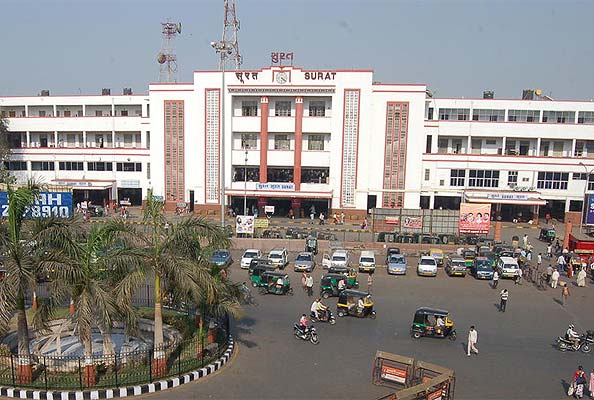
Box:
(0, 337, 234, 399)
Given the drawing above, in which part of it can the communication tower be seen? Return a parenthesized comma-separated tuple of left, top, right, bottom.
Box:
(157, 21, 182, 82)
(216, 0, 242, 70)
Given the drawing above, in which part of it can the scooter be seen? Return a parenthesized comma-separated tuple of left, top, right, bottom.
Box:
(293, 324, 320, 345)
(310, 310, 336, 325)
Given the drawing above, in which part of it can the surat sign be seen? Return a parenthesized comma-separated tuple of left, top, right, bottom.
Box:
(256, 183, 295, 191)
(0, 192, 73, 218)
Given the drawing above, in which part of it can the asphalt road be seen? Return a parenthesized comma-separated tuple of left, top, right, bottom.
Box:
(143, 224, 594, 400)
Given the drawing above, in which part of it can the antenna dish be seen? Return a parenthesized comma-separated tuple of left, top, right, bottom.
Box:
(176, 23, 182, 34)
(157, 53, 167, 64)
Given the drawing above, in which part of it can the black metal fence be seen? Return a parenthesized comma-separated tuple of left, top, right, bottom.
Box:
(0, 315, 230, 391)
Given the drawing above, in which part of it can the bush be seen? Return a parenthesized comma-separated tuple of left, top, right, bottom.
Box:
(0, 344, 11, 356)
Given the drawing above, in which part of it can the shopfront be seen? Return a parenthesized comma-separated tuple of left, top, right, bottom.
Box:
(52, 179, 115, 208)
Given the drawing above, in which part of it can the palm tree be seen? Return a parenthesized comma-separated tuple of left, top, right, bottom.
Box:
(0, 181, 43, 384)
(38, 219, 139, 386)
(118, 192, 231, 376)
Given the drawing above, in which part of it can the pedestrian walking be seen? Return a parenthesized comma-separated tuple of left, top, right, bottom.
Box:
(568, 263, 574, 279)
(305, 274, 314, 297)
(467, 325, 478, 356)
(309, 205, 316, 224)
(546, 264, 553, 283)
(588, 369, 594, 399)
(557, 254, 566, 272)
(522, 234, 528, 249)
(499, 289, 508, 312)
(551, 268, 560, 288)
(367, 271, 374, 294)
(572, 366, 586, 398)
(340, 211, 345, 225)
(527, 251, 532, 262)
(561, 285, 570, 306)
(515, 268, 522, 285)
(547, 244, 552, 259)
(577, 267, 587, 287)
(537, 253, 542, 269)
(319, 212, 325, 225)
(492, 269, 499, 289)
(301, 271, 308, 292)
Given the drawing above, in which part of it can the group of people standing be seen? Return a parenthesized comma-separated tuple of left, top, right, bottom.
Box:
(569, 365, 594, 399)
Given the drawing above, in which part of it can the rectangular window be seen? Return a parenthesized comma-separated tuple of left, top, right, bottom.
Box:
(437, 138, 448, 154)
(232, 166, 260, 182)
(267, 167, 293, 182)
(309, 101, 326, 117)
(241, 101, 258, 116)
(307, 134, 324, 151)
(507, 171, 518, 186)
(302, 168, 329, 183)
(537, 171, 569, 190)
(471, 139, 482, 154)
(38, 110, 46, 117)
(573, 173, 587, 180)
(5, 161, 27, 171)
(240, 133, 258, 149)
(472, 109, 505, 121)
(578, 111, 594, 124)
(468, 170, 500, 188)
(450, 169, 466, 187)
(63, 110, 71, 117)
(31, 161, 54, 171)
(274, 101, 291, 117)
(58, 161, 83, 171)
(425, 135, 432, 153)
(542, 110, 575, 123)
(95, 110, 103, 117)
(87, 162, 113, 171)
(147, 162, 151, 179)
(508, 109, 540, 122)
(120, 110, 128, 116)
(438, 108, 470, 121)
(427, 107, 434, 120)
(424, 169, 430, 181)
(146, 131, 150, 149)
(274, 134, 290, 150)
(116, 162, 141, 172)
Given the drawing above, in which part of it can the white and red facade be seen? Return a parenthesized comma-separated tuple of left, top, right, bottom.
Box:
(2, 66, 594, 220)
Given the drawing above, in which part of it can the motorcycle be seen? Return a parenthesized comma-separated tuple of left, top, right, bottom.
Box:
(556, 332, 594, 353)
(310, 310, 336, 325)
(293, 324, 320, 345)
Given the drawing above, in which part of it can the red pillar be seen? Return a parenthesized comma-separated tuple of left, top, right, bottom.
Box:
(257, 197, 268, 218)
(291, 198, 302, 218)
(294, 97, 303, 190)
(259, 97, 269, 183)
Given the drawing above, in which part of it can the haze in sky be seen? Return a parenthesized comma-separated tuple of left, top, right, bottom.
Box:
(1, 0, 593, 100)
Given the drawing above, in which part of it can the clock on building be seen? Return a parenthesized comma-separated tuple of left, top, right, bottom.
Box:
(275, 71, 288, 84)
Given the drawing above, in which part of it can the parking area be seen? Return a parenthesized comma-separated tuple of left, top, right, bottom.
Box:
(146, 225, 594, 399)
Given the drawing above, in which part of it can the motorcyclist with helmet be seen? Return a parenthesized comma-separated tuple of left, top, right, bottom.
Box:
(566, 324, 581, 348)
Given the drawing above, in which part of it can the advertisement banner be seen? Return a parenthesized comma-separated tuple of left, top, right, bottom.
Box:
(254, 218, 269, 229)
(402, 216, 423, 229)
(587, 194, 594, 225)
(235, 215, 255, 234)
(385, 217, 400, 225)
(459, 203, 491, 234)
(380, 365, 406, 384)
(0, 192, 73, 218)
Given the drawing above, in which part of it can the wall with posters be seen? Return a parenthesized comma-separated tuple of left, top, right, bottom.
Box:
(459, 203, 491, 234)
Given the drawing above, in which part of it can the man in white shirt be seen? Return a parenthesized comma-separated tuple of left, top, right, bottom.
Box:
(467, 325, 478, 356)
(551, 268, 560, 288)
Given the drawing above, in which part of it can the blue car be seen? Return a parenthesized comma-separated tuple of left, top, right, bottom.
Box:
(210, 250, 233, 268)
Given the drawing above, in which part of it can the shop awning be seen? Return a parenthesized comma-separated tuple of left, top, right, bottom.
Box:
(225, 189, 333, 199)
(51, 179, 115, 191)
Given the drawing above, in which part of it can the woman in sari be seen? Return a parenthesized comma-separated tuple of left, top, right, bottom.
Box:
(577, 268, 587, 287)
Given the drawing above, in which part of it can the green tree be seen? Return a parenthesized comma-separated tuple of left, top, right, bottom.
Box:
(38, 220, 139, 386)
(118, 191, 231, 376)
(0, 115, 15, 184)
(0, 181, 43, 383)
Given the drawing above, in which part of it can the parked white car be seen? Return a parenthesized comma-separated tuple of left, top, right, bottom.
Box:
(358, 250, 376, 273)
(241, 249, 261, 269)
(497, 256, 520, 278)
(268, 248, 289, 270)
(417, 256, 438, 277)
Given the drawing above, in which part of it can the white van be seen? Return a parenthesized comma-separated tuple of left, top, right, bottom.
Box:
(268, 248, 288, 270)
(358, 250, 376, 273)
(497, 256, 520, 278)
(329, 250, 350, 273)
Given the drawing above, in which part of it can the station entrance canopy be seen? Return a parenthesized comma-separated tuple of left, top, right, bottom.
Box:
(464, 190, 546, 206)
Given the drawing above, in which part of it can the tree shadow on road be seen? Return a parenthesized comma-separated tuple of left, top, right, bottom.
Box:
(232, 317, 259, 349)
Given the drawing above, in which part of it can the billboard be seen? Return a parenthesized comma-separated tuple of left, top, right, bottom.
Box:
(0, 192, 73, 218)
(587, 194, 594, 225)
(459, 203, 491, 234)
(402, 216, 423, 229)
(235, 215, 255, 234)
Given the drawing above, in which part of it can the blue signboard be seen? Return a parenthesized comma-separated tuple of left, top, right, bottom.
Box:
(587, 194, 594, 225)
(0, 192, 73, 218)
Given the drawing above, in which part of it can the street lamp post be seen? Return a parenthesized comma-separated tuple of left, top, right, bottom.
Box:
(211, 41, 232, 228)
(244, 146, 248, 215)
(579, 162, 594, 232)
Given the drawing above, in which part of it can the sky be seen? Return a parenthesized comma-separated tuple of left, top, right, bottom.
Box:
(1, 0, 594, 99)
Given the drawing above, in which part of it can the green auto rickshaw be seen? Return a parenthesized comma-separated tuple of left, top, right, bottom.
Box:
(410, 307, 457, 340)
(250, 264, 276, 287)
(258, 271, 294, 295)
(336, 290, 376, 319)
(305, 236, 318, 255)
(346, 268, 359, 288)
(320, 273, 349, 298)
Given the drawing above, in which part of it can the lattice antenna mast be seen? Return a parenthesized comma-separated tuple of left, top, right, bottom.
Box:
(157, 21, 182, 82)
(219, 0, 242, 70)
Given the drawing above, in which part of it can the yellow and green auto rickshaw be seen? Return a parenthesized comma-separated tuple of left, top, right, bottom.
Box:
(346, 268, 359, 288)
(250, 264, 276, 287)
(337, 289, 376, 319)
(258, 271, 293, 296)
(410, 307, 457, 341)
